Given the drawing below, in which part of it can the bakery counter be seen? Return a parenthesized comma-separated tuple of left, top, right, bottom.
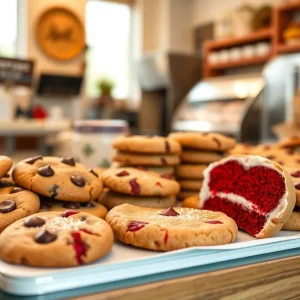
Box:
(1, 254, 299, 300)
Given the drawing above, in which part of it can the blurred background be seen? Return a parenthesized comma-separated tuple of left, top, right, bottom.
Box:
(1, 0, 300, 166)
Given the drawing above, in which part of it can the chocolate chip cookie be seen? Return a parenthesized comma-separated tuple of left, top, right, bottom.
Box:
(106, 204, 238, 251)
(12, 156, 103, 202)
(101, 168, 180, 196)
(0, 156, 12, 179)
(0, 187, 40, 232)
(169, 132, 236, 151)
(0, 211, 114, 267)
(113, 135, 181, 154)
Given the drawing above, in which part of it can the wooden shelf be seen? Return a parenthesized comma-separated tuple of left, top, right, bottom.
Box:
(205, 29, 273, 51)
(277, 0, 300, 12)
(208, 55, 272, 70)
(276, 43, 300, 54)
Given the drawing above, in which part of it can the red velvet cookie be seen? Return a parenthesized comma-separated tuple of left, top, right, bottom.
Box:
(200, 155, 296, 238)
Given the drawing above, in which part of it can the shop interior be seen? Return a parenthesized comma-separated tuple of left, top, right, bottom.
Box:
(0, 0, 300, 163)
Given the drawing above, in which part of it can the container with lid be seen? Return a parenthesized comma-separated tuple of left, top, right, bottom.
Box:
(72, 120, 129, 168)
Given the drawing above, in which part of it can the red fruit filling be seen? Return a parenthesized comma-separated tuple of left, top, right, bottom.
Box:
(72, 231, 87, 264)
(212, 137, 221, 148)
(160, 207, 179, 216)
(205, 220, 223, 224)
(165, 141, 170, 153)
(161, 158, 167, 165)
(203, 197, 266, 236)
(116, 170, 129, 177)
(291, 170, 300, 178)
(130, 179, 140, 195)
(156, 182, 163, 187)
(285, 148, 294, 155)
(163, 229, 168, 244)
(62, 210, 79, 218)
(127, 221, 148, 232)
(208, 161, 285, 214)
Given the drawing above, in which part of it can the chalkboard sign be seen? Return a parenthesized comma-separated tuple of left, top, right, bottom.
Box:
(37, 73, 83, 97)
(0, 57, 34, 86)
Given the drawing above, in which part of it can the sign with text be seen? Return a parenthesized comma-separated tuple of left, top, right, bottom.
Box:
(0, 57, 34, 86)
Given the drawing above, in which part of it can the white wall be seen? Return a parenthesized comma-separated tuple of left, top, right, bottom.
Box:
(27, 0, 86, 76)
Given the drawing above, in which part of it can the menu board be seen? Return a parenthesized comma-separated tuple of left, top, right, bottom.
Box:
(0, 57, 34, 86)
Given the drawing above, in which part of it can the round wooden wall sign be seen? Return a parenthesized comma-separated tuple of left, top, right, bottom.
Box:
(36, 7, 85, 61)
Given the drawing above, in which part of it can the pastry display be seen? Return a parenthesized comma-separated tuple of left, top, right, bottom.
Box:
(0, 211, 114, 267)
(100, 167, 180, 209)
(200, 155, 295, 238)
(12, 156, 103, 202)
(106, 204, 238, 251)
(169, 132, 236, 200)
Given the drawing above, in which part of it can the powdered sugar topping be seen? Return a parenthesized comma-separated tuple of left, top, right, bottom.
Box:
(41, 216, 86, 233)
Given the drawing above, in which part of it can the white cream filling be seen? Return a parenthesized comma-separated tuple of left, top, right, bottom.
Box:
(199, 155, 288, 236)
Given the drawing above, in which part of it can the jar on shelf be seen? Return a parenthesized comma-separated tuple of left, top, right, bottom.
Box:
(72, 120, 129, 168)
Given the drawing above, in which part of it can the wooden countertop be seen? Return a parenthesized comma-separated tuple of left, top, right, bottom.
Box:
(74, 255, 300, 300)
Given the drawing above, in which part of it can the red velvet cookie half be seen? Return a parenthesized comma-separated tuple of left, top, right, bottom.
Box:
(200, 155, 296, 238)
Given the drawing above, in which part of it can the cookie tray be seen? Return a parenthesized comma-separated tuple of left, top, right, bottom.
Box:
(1, 230, 300, 296)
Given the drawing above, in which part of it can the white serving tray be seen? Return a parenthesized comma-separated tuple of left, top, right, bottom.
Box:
(1, 230, 300, 296)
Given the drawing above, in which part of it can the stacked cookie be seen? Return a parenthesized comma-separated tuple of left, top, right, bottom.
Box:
(100, 168, 180, 209)
(169, 132, 237, 200)
(12, 155, 108, 219)
(112, 136, 181, 178)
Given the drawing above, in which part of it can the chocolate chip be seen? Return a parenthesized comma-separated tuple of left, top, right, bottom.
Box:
(212, 137, 221, 149)
(3, 173, 10, 178)
(24, 216, 45, 228)
(0, 200, 16, 213)
(89, 168, 98, 178)
(70, 175, 86, 187)
(34, 230, 57, 244)
(116, 170, 129, 177)
(160, 207, 179, 217)
(38, 165, 54, 177)
(63, 202, 80, 209)
(61, 157, 76, 166)
(25, 155, 43, 164)
(291, 170, 300, 178)
(49, 184, 59, 198)
(81, 216, 87, 221)
(10, 187, 23, 194)
(165, 141, 170, 153)
(80, 202, 95, 208)
(295, 183, 300, 190)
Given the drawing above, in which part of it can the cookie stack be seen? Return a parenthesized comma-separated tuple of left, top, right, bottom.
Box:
(100, 167, 180, 209)
(12, 155, 108, 219)
(112, 136, 182, 178)
(169, 132, 237, 200)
